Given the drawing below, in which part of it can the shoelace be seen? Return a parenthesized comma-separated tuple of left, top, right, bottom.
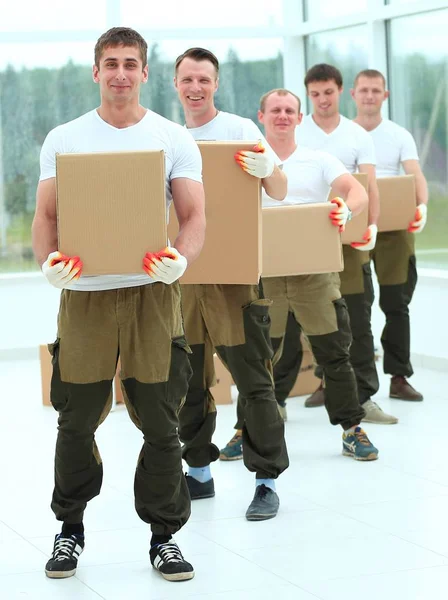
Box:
(52, 536, 80, 562)
(355, 429, 371, 446)
(158, 542, 185, 564)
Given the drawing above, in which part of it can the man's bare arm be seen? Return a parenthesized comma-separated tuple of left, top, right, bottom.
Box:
(171, 178, 206, 264)
(32, 178, 58, 267)
(402, 159, 428, 206)
(331, 173, 368, 216)
(262, 165, 287, 200)
(359, 163, 380, 226)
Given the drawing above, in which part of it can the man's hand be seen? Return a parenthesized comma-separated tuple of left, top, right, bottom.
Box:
(143, 247, 187, 284)
(329, 197, 351, 232)
(234, 142, 275, 179)
(351, 224, 378, 252)
(408, 204, 427, 234)
(42, 251, 83, 289)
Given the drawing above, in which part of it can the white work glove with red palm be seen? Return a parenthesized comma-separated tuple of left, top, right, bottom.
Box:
(408, 204, 427, 234)
(143, 247, 187, 284)
(351, 224, 378, 252)
(42, 251, 83, 289)
(329, 197, 351, 232)
(234, 142, 275, 179)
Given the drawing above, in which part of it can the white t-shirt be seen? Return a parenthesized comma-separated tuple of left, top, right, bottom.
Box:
(39, 109, 202, 291)
(263, 146, 347, 207)
(297, 114, 376, 173)
(186, 111, 279, 165)
(368, 119, 419, 177)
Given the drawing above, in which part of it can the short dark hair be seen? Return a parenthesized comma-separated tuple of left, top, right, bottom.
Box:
(304, 64, 343, 89)
(94, 27, 148, 68)
(259, 88, 301, 113)
(354, 69, 387, 88)
(174, 47, 219, 76)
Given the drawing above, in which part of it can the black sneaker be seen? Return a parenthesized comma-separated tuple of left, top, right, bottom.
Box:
(150, 539, 195, 581)
(185, 474, 215, 500)
(45, 533, 84, 579)
(246, 484, 279, 521)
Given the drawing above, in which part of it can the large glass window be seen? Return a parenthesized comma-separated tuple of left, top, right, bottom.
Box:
(305, 26, 368, 118)
(304, 0, 367, 21)
(122, 0, 284, 28)
(0, 37, 283, 273)
(0, 0, 107, 31)
(388, 9, 448, 268)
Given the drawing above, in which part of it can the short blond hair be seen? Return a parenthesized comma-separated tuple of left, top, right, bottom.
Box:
(353, 69, 387, 89)
(259, 88, 301, 113)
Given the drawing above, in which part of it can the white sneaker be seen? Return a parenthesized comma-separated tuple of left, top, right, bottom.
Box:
(361, 399, 398, 425)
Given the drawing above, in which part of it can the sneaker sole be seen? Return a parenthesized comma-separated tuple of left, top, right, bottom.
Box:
(342, 450, 379, 461)
(45, 568, 76, 579)
(389, 393, 423, 402)
(219, 454, 243, 461)
(246, 512, 278, 521)
(190, 491, 215, 500)
(362, 417, 398, 425)
(153, 566, 195, 581)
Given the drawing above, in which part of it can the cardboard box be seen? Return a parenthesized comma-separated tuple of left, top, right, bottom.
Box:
(56, 151, 167, 275)
(333, 173, 369, 245)
(168, 142, 262, 284)
(212, 354, 233, 405)
(262, 203, 343, 277)
(377, 175, 416, 232)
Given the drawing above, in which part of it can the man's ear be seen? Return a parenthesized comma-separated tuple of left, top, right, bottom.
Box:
(92, 64, 99, 83)
(257, 109, 264, 124)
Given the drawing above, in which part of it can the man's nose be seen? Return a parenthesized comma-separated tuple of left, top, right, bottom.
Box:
(115, 67, 126, 80)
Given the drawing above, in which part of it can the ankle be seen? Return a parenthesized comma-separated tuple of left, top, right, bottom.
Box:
(61, 522, 84, 537)
(151, 533, 172, 547)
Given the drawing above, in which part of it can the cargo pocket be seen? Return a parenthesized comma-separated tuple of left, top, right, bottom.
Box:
(47, 338, 60, 366)
(167, 336, 193, 412)
(242, 299, 274, 360)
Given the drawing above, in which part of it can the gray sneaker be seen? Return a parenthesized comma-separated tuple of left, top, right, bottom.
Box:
(361, 399, 398, 425)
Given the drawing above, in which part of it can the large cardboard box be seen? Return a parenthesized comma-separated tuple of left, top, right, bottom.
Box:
(334, 173, 369, 245)
(56, 151, 167, 275)
(262, 203, 343, 277)
(377, 175, 416, 232)
(212, 354, 233, 405)
(168, 142, 262, 284)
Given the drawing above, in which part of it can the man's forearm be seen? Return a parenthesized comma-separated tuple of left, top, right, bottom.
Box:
(345, 187, 368, 217)
(415, 172, 429, 205)
(367, 183, 380, 226)
(174, 213, 206, 265)
(262, 165, 287, 200)
(32, 215, 58, 267)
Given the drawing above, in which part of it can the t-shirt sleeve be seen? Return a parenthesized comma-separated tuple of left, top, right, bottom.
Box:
(171, 128, 203, 182)
(357, 128, 376, 166)
(400, 128, 419, 162)
(39, 128, 62, 181)
(241, 120, 282, 166)
(322, 153, 349, 186)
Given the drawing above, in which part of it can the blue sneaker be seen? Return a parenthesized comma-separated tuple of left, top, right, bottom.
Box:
(342, 427, 378, 461)
(219, 430, 243, 461)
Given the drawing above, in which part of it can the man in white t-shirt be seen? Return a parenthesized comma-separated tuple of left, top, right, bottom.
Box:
(231, 88, 379, 460)
(173, 47, 289, 521)
(276, 64, 397, 424)
(32, 28, 205, 582)
(351, 68, 428, 401)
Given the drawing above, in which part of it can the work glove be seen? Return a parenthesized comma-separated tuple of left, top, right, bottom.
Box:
(408, 204, 427, 234)
(329, 197, 351, 232)
(143, 246, 187, 284)
(351, 224, 378, 252)
(42, 251, 83, 289)
(234, 142, 275, 179)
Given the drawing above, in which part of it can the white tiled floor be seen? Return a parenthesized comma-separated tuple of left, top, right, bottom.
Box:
(1, 359, 447, 599)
